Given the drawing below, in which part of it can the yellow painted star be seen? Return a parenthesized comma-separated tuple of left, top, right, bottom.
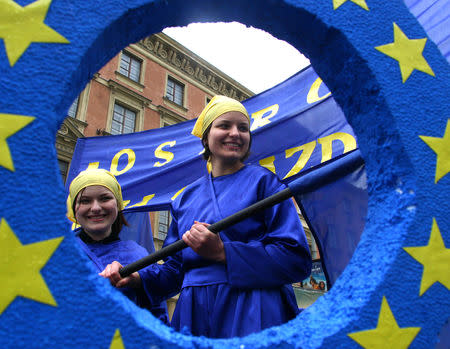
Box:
(348, 296, 421, 348)
(375, 23, 435, 83)
(0, 218, 63, 314)
(419, 119, 450, 183)
(109, 329, 125, 349)
(0, 113, 34, 171)
(333, 0, 369, 11)
(0, 0, 69, 66)
(404, 218, 450, 296)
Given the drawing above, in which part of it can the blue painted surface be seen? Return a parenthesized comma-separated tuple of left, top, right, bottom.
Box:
(0, 0, 448, 347)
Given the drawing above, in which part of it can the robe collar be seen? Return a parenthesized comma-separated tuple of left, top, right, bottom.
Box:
(77, 229, 120, 244)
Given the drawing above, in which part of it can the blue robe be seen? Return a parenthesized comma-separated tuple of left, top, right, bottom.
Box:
(139, 165, 311, 337)
(77, 236, 168, 324)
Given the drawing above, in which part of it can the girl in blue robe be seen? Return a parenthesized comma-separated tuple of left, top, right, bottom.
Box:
(102, 96, 311, 338)
(67, 169, 168, 324)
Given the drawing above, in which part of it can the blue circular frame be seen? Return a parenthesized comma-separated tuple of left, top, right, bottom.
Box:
(0, 0, 448, 347)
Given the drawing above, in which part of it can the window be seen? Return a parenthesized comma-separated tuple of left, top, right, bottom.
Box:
(159, 108, 189, 129)
(67, 97, 79, 118)
(158, 211, 170, 241)
(119, 52, 142, 82)
(58, 159, 69, 183)
(166, 77, 184, 106)
(111, 103, 136, 135)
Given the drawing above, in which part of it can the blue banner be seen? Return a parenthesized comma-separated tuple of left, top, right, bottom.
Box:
(405, 0, 450, 62)
(120, 212, 155, 254)
(67, 66, 358, 212)
(293, 158, 368, 287)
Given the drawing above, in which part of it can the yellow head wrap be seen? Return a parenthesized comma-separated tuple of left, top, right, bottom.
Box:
(66, 168, 124, 223)
(191, 95, 250, 138)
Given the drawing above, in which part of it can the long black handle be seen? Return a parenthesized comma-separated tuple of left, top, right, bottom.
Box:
(119, 149, 365, 277)
(119, 187, 292, 277)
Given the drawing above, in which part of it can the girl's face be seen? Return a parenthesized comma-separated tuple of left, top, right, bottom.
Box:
(74, 185, 118, 240)
(206, 111, 250, 166)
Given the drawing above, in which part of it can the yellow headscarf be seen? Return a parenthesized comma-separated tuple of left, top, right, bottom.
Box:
(66, 168, 124, 223)
(191, 95, 250, 138)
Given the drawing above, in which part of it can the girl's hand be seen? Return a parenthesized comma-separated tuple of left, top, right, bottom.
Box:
(182, 221, 226, 263)
(99, 261, 142, 288)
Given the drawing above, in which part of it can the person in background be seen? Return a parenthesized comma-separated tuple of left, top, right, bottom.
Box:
(101, 95, 311, 338)
(67, 168, 168, 324)
(310, 276, 319, 290)
(319, 281, 326, 291)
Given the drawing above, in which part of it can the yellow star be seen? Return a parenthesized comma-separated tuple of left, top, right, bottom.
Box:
(333, 0, 369, 11)
(0, 0, 69, 66)
(404, 218, 450, 296)
(348, 296, 420, 348)
(0, 218, 63, 314)
(0, 113, 34, 171)
(375, 23, 435, 83)
(109, 329, 125, 349)
(419, 119, 450, 183)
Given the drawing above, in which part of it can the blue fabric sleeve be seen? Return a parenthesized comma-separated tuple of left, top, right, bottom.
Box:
(223, 175, 312, 289)
(139, 207, 184, 304)
(79, 238, 169, 323)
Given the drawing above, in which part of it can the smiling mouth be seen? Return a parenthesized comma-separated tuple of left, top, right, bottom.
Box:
(223, 142, 241, 149)
(88, 215, 107, 222)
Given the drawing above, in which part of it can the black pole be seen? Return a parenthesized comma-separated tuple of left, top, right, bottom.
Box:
(119, 149, 365, 278)
(119, 187, 292, 277)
